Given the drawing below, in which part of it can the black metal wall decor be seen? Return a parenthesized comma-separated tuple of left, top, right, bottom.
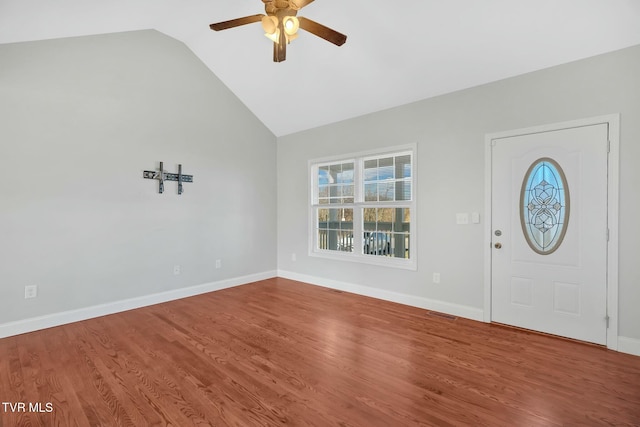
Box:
(143, 162, 193, 194)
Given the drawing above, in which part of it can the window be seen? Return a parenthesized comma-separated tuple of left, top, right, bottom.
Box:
(520, 157, 569, 255)
(310, 146, 416, 269)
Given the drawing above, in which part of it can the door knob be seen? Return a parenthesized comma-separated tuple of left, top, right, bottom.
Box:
(494, 243, 502, 249)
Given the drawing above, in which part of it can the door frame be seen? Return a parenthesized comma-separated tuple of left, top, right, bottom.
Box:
(483, 115, 620, 350)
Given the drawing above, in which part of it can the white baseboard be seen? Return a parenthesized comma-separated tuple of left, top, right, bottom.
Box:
(5, 270, 637, 358)
(0, 270, 277, 339)
(618, 336, 640, 357)
(277, 269, 485, 322)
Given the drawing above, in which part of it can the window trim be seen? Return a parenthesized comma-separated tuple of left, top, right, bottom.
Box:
(308, 144, 417, 270)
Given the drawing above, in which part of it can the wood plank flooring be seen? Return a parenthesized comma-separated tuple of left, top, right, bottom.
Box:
(1, 277, 639, 426)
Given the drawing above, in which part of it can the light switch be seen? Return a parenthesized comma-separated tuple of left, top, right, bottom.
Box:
(471, 212, 480, 224)
(456, 213, 469, 225)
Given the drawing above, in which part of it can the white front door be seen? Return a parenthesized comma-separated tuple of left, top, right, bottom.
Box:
(491, 123, 609, 344)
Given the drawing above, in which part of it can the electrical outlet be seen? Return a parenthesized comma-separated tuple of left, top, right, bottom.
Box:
(25, 285, 38, 299)
(215, 259, 221, 269)
(432, 273, 441, 284)
(291, 253, 297, 262)
(173, 265, 181, 275)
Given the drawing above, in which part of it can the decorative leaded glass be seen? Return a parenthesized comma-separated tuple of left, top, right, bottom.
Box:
(520, 158, 570, 255)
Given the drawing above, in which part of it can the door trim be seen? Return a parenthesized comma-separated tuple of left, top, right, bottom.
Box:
(483, 115, 620, 350)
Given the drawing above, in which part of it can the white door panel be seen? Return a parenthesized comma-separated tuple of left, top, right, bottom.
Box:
(491, 124, 608, 344)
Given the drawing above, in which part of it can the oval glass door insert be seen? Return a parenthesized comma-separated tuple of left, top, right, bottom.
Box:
(520, 157, 570, 255)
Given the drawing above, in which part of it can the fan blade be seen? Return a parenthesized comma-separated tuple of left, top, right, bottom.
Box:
(298, 17, 347, 46)
(290, 0, 315, 10)
(210, 14, 264, 31)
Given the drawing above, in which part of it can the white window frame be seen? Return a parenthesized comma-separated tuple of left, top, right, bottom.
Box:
(308, 144, 417, 270)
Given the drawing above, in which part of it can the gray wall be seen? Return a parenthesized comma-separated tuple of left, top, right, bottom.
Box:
(1, 29, 638, 345)
(277, 45, 640, 341)
(0, 30, 277, 324)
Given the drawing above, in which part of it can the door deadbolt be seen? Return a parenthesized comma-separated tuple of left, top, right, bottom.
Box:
(494, 243, 502, 249)
(494, 230, 502, 236)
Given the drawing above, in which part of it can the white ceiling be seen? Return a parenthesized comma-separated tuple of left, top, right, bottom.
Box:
(2, 0, 640, 136)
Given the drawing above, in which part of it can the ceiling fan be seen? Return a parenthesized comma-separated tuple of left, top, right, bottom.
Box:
(209, 0, 347, 62)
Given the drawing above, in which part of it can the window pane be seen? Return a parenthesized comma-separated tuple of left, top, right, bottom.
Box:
(378, 182, 395, 201)
(328, 230, 354, 252)
(396, 154, 411, 178)
(317, 208, 353, 252)
(363, 231, 390, 255)
(393, 233, 410, 259)
(364, 183, 377, 202)
(363, 207, 411, 258)
(342, 184, 354, 204)
(377, 208, 394, 226)
(364, 159, 377, 182)
(330, 184, 341, 203)
(318, 166, 329, 185)
(396, 180, 411, 201)
(318, 208, 329, 224)
(316, 162, 354, 205)
(403, 208, 411, 223)
(378, 157, 394, 181)
(363, 208, 376, 231)
(329, 164, 341, 182)
(339, 163, 354, 184)
(361, 153, 412, 202)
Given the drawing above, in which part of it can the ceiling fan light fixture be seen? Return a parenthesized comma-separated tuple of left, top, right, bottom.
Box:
(209, 0, 347, 62)
(283, 16, 299, 36)
(265, 30, 280, 43)
(285, 33, 298, 44)
(261, 15, 278, 33)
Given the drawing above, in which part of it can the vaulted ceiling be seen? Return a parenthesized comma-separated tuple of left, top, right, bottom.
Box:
(2, 0, 640, 136)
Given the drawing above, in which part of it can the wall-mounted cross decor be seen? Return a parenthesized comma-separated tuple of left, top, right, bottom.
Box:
(143, 162, 193, 195)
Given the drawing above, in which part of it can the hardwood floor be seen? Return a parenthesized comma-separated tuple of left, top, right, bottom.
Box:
(1, 277, 639, 426)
